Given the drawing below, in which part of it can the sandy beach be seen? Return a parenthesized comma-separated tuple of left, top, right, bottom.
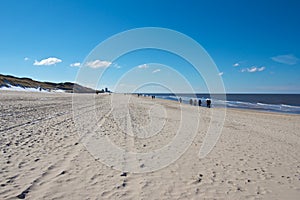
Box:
(0, 91, 300, 199)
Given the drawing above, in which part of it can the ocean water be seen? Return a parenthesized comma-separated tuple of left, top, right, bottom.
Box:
(141, 93, 300, 114)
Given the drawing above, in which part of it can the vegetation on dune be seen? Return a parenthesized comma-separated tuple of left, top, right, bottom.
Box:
(0, 74, 95, 93)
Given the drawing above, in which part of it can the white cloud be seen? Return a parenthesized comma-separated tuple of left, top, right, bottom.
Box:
(218, 72, 224, 76)
(70, 62, 81, 67)
(85, 60, 112, 68)
(233, 63, 240, 67)
(34, 57, 62, 66)
(242, 66, 266, 73)
(24, 57, 30, 61)
(152, 69, 161, 73)
(256, 66, 266, 72)
(112, 63, 122, 69)
(271, 54, 299, 65)
(137, 64, 148, 69)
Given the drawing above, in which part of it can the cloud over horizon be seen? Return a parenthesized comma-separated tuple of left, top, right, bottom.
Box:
(137, 64, 148, 69)
(152, 69, 161, 73)
(233, 63, 240, 67)
(113, 63, 122, 69)
(85, 59, 112, 68)
(70, 62, 81, 67)
(271, 54, 299, 65)
(34, 57, 62, 66)
(241, 66, 266, 73)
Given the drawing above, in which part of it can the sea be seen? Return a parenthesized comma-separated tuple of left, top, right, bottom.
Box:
(141, 93, 300, 114)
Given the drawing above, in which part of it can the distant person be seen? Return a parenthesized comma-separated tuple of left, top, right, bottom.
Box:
(189, 99, 193, 105)
(194, 99, 197, 106)
(179, 97, 182, 103)
(206, 99, 211, 108)
(198, 99, 201, 106)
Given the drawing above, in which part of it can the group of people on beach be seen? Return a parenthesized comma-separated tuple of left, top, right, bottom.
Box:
(136, 94, 211, 108)
(137, 93, 156, 99)
(179, 97, 211, 108)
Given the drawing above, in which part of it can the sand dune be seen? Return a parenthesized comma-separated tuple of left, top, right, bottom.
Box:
(0, 91, 299, 199)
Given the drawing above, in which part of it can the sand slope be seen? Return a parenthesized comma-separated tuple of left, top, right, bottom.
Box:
(0, 91, 299, 199)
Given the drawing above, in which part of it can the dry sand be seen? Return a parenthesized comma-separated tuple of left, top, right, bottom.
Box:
(0, 91, 300, 199)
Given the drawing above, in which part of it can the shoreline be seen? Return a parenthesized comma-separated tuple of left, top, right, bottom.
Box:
(135, 93, 300, 115)
(1, 90, 299, 116)
(137, 93, 300, 116)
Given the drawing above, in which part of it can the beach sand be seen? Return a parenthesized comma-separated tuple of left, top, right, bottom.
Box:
(0, 91, 299, 199)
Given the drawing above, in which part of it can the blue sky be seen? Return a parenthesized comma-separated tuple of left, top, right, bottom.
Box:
(0, 0, 299, 93)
